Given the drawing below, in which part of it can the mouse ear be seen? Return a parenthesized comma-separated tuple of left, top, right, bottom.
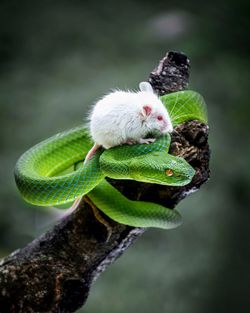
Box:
(139, 81, 154, 93)
(142, 105, 152, 116)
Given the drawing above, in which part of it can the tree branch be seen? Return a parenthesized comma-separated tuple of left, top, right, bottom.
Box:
(0, 51, 210, 313)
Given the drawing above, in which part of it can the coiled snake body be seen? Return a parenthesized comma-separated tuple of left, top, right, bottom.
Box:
(15, 91, 207, 229)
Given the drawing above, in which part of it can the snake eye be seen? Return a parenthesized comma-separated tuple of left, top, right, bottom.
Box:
(165, 169, 174, 176)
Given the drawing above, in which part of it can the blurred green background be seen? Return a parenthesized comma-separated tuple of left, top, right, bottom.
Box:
(0, 0, 249, 312)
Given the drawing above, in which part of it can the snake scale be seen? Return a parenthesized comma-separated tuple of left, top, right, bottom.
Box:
(14, 90, 207, 229)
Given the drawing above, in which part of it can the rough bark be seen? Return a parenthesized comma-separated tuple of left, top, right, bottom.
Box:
(0, 51, 210, 313)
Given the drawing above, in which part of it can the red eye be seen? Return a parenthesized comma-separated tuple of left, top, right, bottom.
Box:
(157, 115, 163, 121)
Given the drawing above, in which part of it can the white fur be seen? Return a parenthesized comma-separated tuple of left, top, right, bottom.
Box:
(139, 81, 154, 93)
(89, 82, 173, 149)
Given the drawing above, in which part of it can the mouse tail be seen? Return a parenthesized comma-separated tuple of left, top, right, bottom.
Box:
(48, 143, 102, 221)
(84, 143, 101, 163)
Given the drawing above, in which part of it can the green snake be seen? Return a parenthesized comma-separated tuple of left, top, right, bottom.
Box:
(14, 90, 207, 229)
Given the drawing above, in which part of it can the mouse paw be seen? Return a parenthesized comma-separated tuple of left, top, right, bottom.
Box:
(139, 138, 156, 144)
(126, 139, 136, 145)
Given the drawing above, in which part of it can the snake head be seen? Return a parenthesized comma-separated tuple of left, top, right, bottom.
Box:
(130, 151, 195, 186)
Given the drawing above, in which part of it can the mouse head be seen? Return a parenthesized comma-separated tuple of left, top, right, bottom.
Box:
(138, 82, 173, 134)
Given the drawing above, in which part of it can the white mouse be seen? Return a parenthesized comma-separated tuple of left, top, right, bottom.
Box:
(51, 82, 173, 220)
(85, 81, 173, 160)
